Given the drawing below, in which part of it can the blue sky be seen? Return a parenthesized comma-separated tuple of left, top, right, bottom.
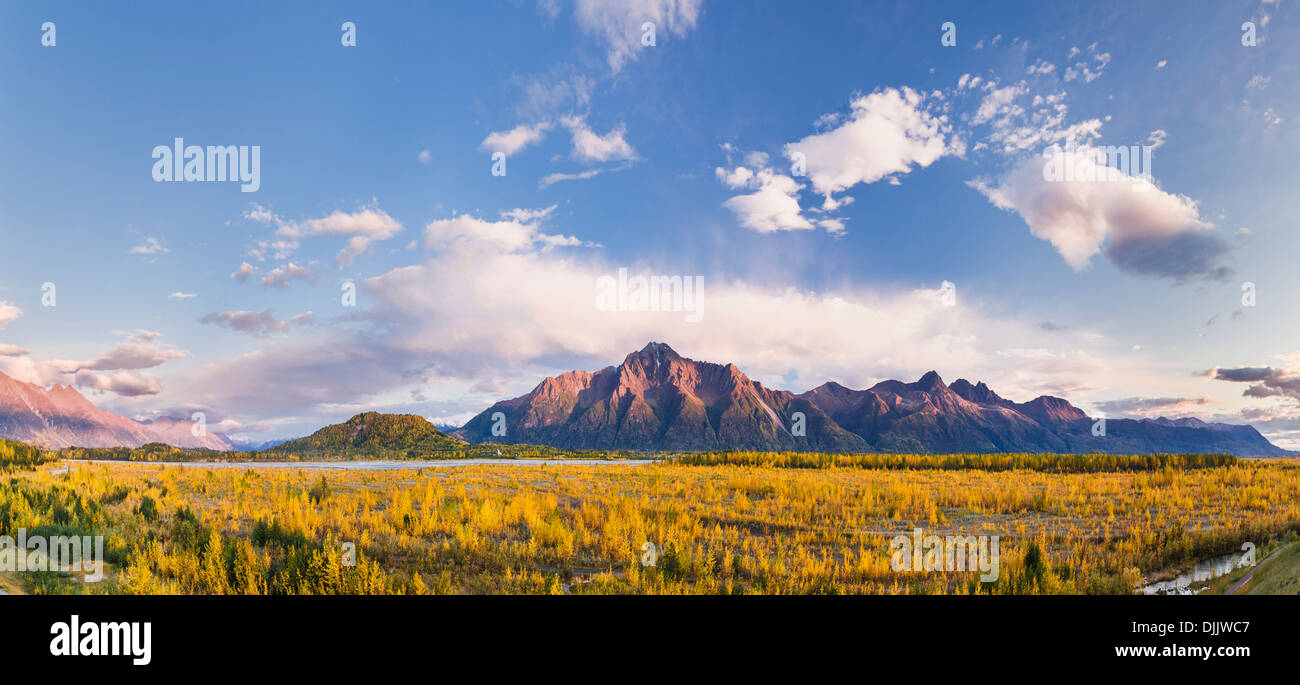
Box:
(1, 0, 1298, 446)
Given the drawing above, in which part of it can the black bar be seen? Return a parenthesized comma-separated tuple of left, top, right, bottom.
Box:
(0, 595, 1291, 675)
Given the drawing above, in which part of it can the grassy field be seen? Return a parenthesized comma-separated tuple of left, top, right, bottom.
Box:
(1236, 540, 1300, 594)
(1201, 536, 1300, 595)
(2, 453, 1298, 595)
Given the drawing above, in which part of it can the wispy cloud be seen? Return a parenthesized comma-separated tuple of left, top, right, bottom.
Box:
(539, 168, 604, 188)
(198, 309, 311, 337)
(244, 202, 403, 268)
(572, 0, 703, 73)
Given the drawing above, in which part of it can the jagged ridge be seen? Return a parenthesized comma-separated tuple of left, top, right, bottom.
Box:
(0, 371, 233, 450)
(453, 342, 1292, 457)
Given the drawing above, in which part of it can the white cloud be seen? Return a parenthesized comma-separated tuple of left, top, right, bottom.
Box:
(1156, 59, 1167, 69)
(716, 167, 814, 233)
(500, 205, 558, 223)
(783, 87, 951, 203)
(970, 146, 1231, 282)
(480, 122, 553, 156)
(958, 70, 1103, 156)
(425, 212, 589, 254)
(231, 262, 256, 282)
(199, 310, 290, 337)
(245, 203, 403, 268)
(561, 116, 638, 163)
(74, 369, 162, 397)
(715, 165, 754, 189)
(0, 355, 63, 387)
(246, 238, 298, 262)
(817, 218, 846, 234)
(54, 341, 188, 372)
(1064, 47, 1111, 83)
(1026, 60, 1056, 75)
(128, 237, 168, 256)
(260, 262, 316, 288)
(418, 149, 432, 164)
(0, 301, 21, 330)
(168, 291, 197, 299)
(974, 84, 1027, 125)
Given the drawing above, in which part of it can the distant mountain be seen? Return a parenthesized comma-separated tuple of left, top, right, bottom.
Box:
(137, 416, 235, 451)
(454, 342, 867, 452)
(267, 412, 466, 458)
(227, 437, 290, 451)
(0, 371, 233, 450)
(453, 342, 1293, 457)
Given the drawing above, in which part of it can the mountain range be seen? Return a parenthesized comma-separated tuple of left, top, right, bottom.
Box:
(0, 343, 1290, 456)
(0, 370, 233, 450)
(452, 342, 1292, 456)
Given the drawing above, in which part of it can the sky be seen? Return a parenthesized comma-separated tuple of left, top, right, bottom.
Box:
(1, 0, 1299, 447)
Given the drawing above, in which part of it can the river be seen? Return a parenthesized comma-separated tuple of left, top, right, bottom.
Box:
(1140, 547, 1256, 595)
